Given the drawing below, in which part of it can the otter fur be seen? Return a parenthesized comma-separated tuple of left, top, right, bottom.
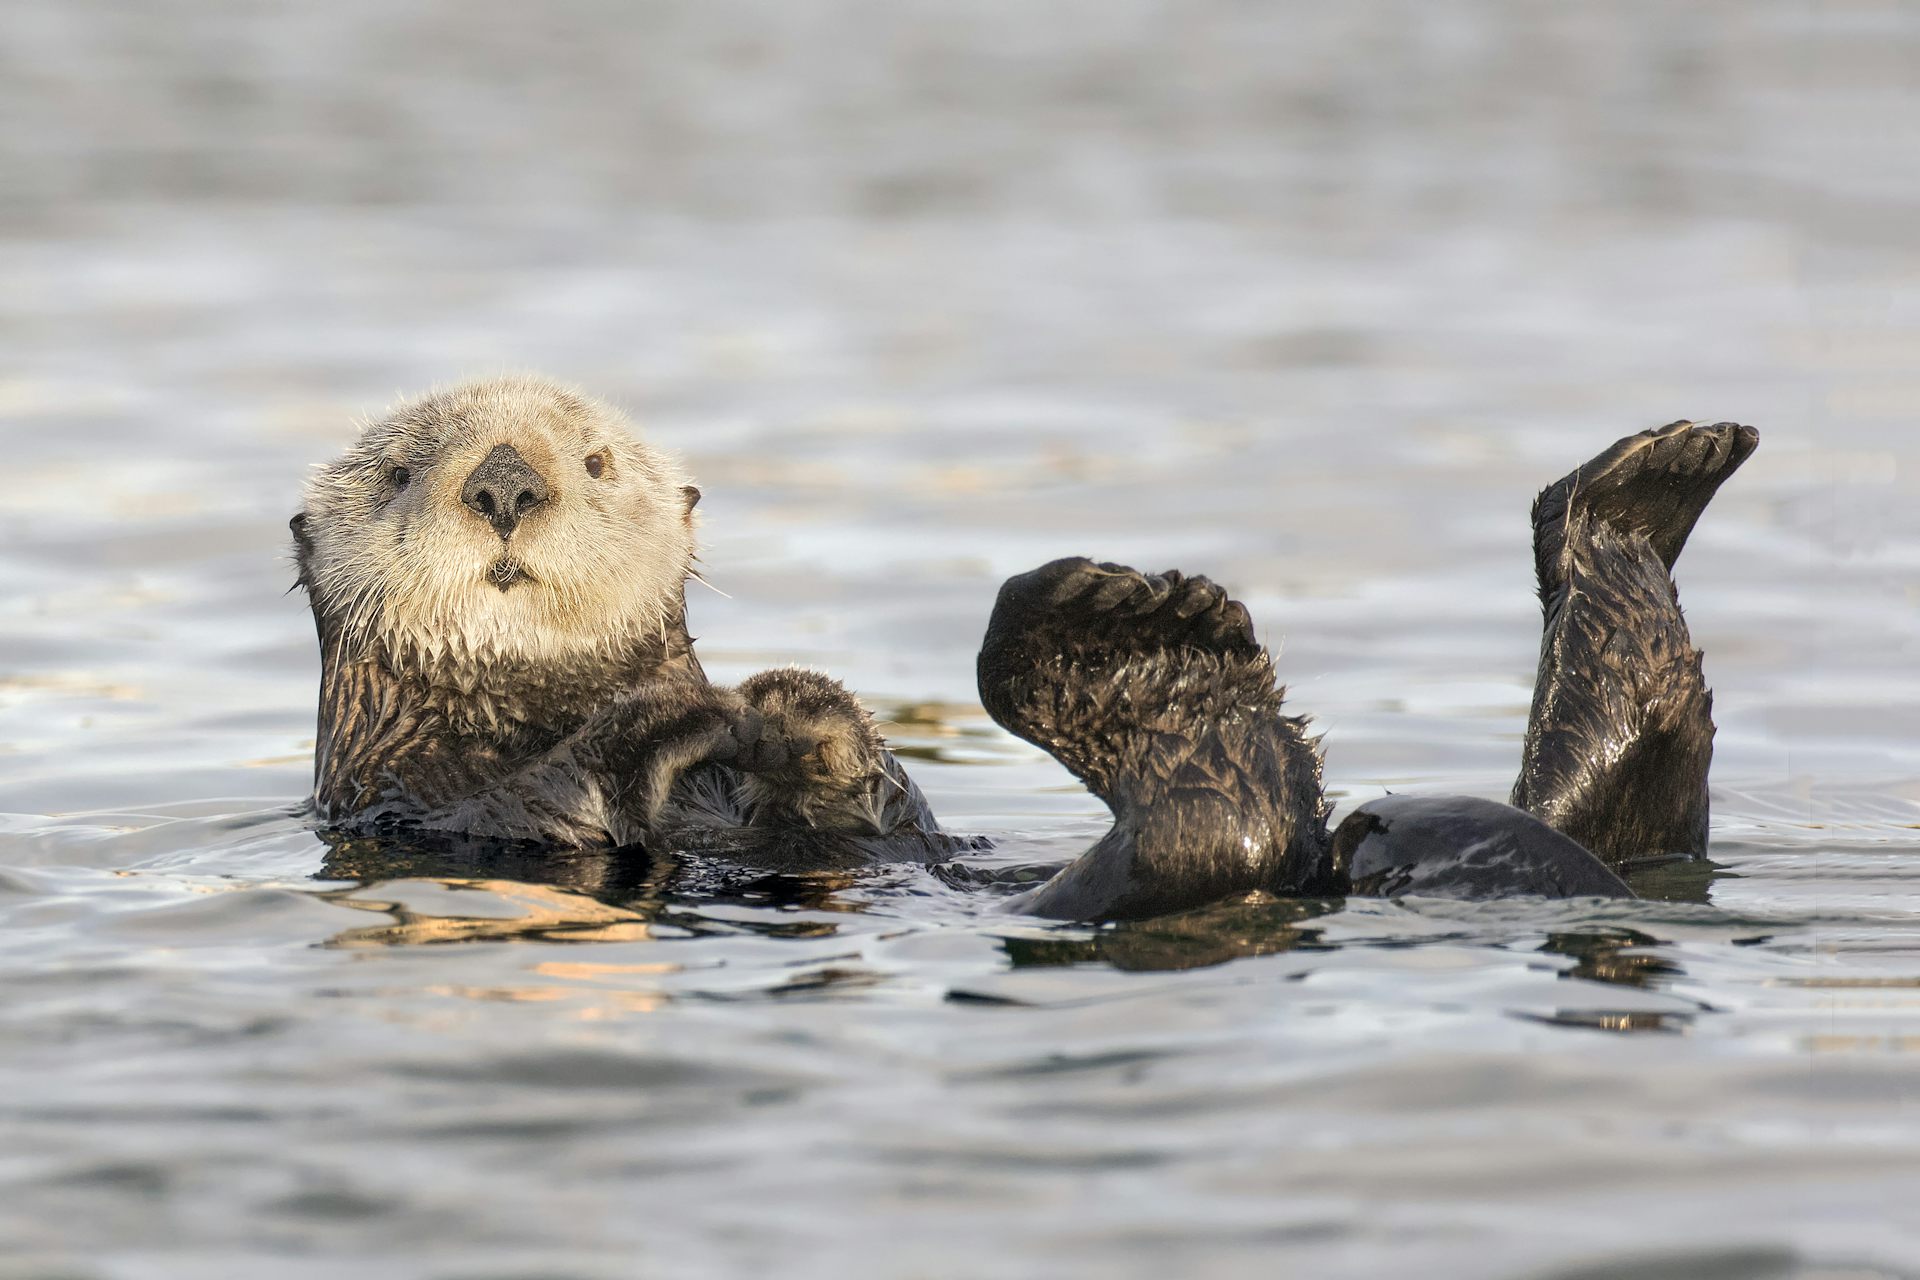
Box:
(293, 375, 942, 857)
(977, 421, 1756, 919)
(294, 385, 1754, 922)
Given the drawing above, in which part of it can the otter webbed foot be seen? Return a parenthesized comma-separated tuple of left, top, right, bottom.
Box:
(977, 557, 1265, 801)
(732, 668, 936, 835)
(1531, 419, 1758, 611)
(980, 558, 1333, 921)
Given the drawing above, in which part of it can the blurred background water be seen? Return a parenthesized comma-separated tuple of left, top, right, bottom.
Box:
(3, 2, 1919, 1276)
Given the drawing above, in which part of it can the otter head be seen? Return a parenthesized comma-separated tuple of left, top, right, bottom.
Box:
(293, 375, 700, 683)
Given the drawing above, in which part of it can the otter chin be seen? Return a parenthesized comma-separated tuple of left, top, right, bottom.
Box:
(487, 557, 533, 592)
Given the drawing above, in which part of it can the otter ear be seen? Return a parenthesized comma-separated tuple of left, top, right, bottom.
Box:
(289, 512, 314, 585)
(680, 485, 701, 519)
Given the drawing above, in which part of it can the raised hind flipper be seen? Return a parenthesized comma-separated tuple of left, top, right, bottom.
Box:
(977, 558, 1332, 921)
(1513, 420, 1758, 865)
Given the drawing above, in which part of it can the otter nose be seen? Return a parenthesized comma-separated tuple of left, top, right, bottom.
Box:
(461, 444, 550, 540)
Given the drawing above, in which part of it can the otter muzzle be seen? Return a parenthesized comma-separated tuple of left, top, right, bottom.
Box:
(461, 444, 550, 540)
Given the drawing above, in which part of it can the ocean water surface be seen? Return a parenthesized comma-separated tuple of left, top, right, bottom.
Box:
(3, 2, 1919, 1276)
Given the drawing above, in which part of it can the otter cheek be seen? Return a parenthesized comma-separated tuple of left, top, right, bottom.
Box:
(425, 506, 505, 570)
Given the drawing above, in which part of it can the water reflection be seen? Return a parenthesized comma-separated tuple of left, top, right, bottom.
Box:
(999, 894, 1338, 973)
(315, 830, 863, 949)
(320, 832, 670, 904)
(314, 828, 1348, 973)
(1540, 928, 1683, 992)
(1517, 1009, 1699, 1034)
(1527, 928, 1703, 1033)
(873, 701, 1023, 768)
(1622, 857, 1722, 904)
(322, 879, 661, 949)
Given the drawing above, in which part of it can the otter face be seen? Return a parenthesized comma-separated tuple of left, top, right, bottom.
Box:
(296, 375, 698, 672)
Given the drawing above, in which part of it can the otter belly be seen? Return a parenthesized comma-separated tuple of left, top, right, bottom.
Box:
(1330, 794, 1635, 901)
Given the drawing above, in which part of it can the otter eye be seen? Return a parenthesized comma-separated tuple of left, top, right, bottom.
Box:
(585, 450, 609, 479)
(390, 465, 411, 490)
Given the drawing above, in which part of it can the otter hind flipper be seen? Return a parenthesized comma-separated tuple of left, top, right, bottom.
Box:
(978, 558, 1331, 920)
(978, 557, 1264, 800)
(1515, 422, 1757, 865)
(1531, 419, 1759, 611)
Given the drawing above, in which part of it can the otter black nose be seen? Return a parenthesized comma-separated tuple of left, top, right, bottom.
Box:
(461, 444, 550, 540)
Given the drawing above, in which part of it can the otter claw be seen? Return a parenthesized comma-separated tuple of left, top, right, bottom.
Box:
(713, 705, 802, 772)
(744, 737, 791, 771)
(728, 706, 765, 755)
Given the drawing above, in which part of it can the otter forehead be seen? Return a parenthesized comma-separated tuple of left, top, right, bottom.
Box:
(305, 374, 688, 512)
(349, 375, 637, 470)
(296, 375, 699, 688)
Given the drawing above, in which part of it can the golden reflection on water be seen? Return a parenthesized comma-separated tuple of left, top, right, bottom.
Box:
(322, 879, 659, 949)
(532, 960, 680, 980)
(421, 984, 670, 1016)
(239, 752, 313, 769)
(1520, 1010, 1696, 1034)
(314, 829, 867, 952)
(1800, 1035, 1920, 1054)
(1541, 929, 1681, 992)
(879, 701, 994, 733)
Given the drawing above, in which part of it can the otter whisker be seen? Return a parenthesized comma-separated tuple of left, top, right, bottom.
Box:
(688, 567, 730, 598)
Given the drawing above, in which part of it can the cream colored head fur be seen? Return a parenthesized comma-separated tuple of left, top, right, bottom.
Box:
(297, 375, 697, 681)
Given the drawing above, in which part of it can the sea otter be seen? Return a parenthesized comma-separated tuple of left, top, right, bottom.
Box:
(977, 419, 1757, 918)
(292, 375, 951, 864)
(294, 379, 1754, 919)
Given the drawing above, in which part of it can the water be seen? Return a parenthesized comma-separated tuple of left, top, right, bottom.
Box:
(3, 2, 1920, 1276)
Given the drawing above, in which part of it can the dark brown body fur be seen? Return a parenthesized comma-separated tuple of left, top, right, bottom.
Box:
(977, 421, 1756, 920)
(301, 570, 956, 862)
(977, 562, 1332, 920)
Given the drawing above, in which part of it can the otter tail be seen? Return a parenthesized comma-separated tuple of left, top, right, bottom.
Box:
(1513, 420, 1758, 864)
(977, 558, 1331, 920)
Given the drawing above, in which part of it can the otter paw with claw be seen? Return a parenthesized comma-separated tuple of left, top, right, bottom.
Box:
(704, 701, 818, 773)
(733, 668, 884, 789)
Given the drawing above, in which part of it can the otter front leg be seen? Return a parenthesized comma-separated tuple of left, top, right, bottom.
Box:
(732, 668, 937, 835)
(419, 683, 778, 846)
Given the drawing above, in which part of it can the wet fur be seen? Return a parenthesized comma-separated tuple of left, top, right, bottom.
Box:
(300, 386, 1754, 920)
(980, 422, 1755, 918)
(296, 375, 941, 857)
(978, 561, 1333, 920)
(1513, 420, 1758, 863)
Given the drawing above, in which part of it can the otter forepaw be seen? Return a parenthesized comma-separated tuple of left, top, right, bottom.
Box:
(734, 668, 886, 790)
(702, 702, 798, 771)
